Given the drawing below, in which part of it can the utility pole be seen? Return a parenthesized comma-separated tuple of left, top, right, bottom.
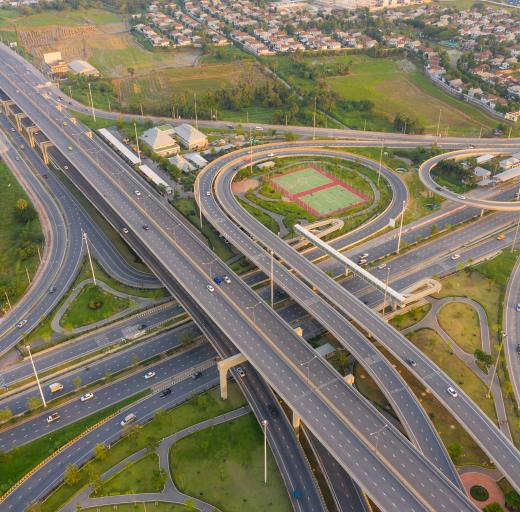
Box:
(313, 96, 317, 140)
(249, 127, 253, 175)
(487, 332, 506, 398)
(382, 266, 390, 318)
(194, 92, 198, 129)
(436, 108, 442, 137)
(25, 267, 31, 285)
(4, 291, 11, 310)
(197, 181, 203, 229)
(83, 231, 97, 286)
(68, 85, 73, 100)
(396, 201, 406, 254)
(107, 96, 111, 113)
(509, 125, 512, 139)
(37, 245, 42, 263)
(377, 139, 384, 186)
(87, 82, 96, 123)
(512, 217, 520, 252)
(134, 122, 141, 165)
(270, 250, 274, 308)
(262, 419, 268, 484)
(27, 344, 47, 408)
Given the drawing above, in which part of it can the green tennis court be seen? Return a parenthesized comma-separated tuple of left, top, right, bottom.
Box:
(301, 185, 363, 215)
(272, 167, 332, 195)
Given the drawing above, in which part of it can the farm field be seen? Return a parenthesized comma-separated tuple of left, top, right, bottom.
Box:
(267, 54, 500, 136)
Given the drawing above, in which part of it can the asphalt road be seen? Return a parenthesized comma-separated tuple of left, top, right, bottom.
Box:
(0, 50, 480, 511)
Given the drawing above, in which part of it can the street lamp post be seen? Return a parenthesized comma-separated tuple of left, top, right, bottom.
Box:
(270, 250, 274, 309)
(382, 266, 391, 318)
(27, 344, 47, 408)
(512, 217, 520, 253)
(396, 201, 406, 254)
(262, 419, 268, 484)
(377, 139, 384, 186)
(369, 423, 387, 455)
(246, 302, 261, 325)
(87, 82, 96, 123)
(487, 332, 506, 399)
(300, 355, 318, 386)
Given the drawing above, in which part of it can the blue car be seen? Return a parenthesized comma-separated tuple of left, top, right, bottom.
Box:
(213, 276, 223, 285)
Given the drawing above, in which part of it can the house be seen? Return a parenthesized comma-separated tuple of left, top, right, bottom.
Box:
(474, 166, 491, 181)
(499, 153, 520, 170)
(140, 127, 180, 156)
(168, 154, 194, 173)
(173, 124, 208, 150)
(68, 60, 100, 77)
(184, 152, 208, 169)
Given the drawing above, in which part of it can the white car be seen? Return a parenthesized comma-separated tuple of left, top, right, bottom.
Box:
(447, 386, 458, 398)
(134, 190, 142, 197)
(377, 263, 387, 270)
(122, 227, 129, 234)
(17, 319, 28, 328)
(80, 392, 94, 402)
(207, 284, 215, 292)
(457, 195, 466, 200)
(516, 303, 520, 312)
(267, 152, 275, 157)
(144, 371, 156, 380)
(450, 254, 461, 261)
(223, 275, 231, 284)
(206, 191, 211, 196)
(236, 366, 246, 378)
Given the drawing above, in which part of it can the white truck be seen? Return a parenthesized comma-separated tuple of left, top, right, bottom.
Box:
(48, 382, 64, 393)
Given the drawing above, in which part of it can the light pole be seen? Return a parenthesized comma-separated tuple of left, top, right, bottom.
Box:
(202, 257, 217, 278)
(313, 96, 317, 140)
(300, 355, 318, 386)
(369, 423, 388, 455)
(27, 344, 47, 408)
(377, 139, 384, 186)
(382, 266, 391, 318)
(134, 122, 141, 165)
(396, 200, 406, 254)
(87, 82, 96, 123)
(82, 231, 97, 285)
(246, 302, 261, 325)
(249, 127, 253, 175)
(270, 249, 274, 309)
(436, 108, 442, 137)
(487, 332, 506, 399)
(262, 419, 268, 484)
(512, 217, 520, 253)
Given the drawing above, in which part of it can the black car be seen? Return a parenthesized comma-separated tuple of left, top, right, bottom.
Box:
(406, 358, 417, 367)
(160, 388, 172, 397)
(192, 371, 203, 380)
(142, 224, 149, 231)
(267, 404, 279, 418)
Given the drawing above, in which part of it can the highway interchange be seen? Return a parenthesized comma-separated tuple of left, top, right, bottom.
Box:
(1, 40, 520, 512)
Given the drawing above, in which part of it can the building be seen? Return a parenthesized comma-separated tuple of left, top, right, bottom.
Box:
(68, 60, 100, 77)
(173, 124, 208, 151)
(43, 51, 68, 77)
(473, 166, 491, 181)
(168, 154, 194, 173)
(184, 152, 208, 169)
(499, 153, 520, 171)
(140, 127, 180, 156)
(493, 167, 520, 183)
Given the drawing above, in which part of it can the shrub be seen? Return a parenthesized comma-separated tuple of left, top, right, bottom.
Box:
(470, 485, 489, 502)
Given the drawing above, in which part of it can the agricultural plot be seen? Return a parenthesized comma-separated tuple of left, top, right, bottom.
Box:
(271, 165, 368, 217)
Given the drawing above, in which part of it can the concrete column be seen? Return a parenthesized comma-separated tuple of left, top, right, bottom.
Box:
(292, 410, 301, 434)
(217, 353, 247, 400)
(293, 326, 303, 337)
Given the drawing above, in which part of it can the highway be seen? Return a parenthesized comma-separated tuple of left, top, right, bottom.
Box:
(0, 46, 481, 511)
(200, 143, 520, 494)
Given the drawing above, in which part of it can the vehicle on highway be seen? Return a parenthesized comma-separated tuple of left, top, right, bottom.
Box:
(122, 227, 129, 234)
(207, 284, 215, 292)
(255, 126, 264, 131)
(120, 413, 136, 427)
(406, 358, 417, 367)
(134, 190, 141, 196)
(517, 343, 520, 354)
(268, 404, 279, 418)
(144, 371, 156, 380)
(63, 121, 67, 126)
(46, 412, 60, 424)
(447, 386, 458, 398)
(435, 186, 443, 191)
(160, 388, 172, 397)
(451, 254, 461, 260)
(457, 195, 466, 200)
(67, 145, 73, 151)
(377, 263, 387, 270)
(48, 286, 57, 294)
(227, 124, 234, 129)
(213, 276, 223, 285)
(16, 319, 28, 328)
(497, 233, 506, 241)
(360, 253, 369, 259)
(192, 371, 203, 379)
(10, 127, 15, 132)
(142, 224, 149, 231)
(223, 275, 231, 284)
(19, 144, 24, 150)
(15, 156, 20, 161)
(517, 303, 520, 312)
(236, 366, 246, 378)
(358, 258, 367, 265)
(206, 191, 211, 196)
(80, 392, 94, 402)
(267, 152, 275, 157)
(49, 382, 64, 393)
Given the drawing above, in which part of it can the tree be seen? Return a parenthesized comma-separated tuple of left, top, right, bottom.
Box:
(125, 423, 143, 440)
(0, 407, 12, 424)
(447, 442, 463, 462)
(145, 435, 160, 452)
(474, 349, 493, 368)
(16, 198, 28, 211)
(131, 354, 140, 366)
(73, 376, 81, 390)
(64, 464, 81, 486)
(483, 503, 504, 512)
(127, 67, 135, 77)
(185, 499, 198, 512)
(506, 490, 520, 511)
(93, 443, 108, 461)
(27, 396, 43, 411)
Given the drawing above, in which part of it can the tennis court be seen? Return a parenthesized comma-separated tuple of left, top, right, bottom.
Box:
(300, 185, 364, 215)
(271, 167, 332, 195)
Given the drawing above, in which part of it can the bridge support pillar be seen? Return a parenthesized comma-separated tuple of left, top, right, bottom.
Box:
(27, 126, 38, 148)
(40, 141, 52, 166)
(293, 326, 303, 337)
(217, 353, 247, 400)
(345, 265, 349, 277)
(292, 410, 301, 434)
(480, 209, 484, 217)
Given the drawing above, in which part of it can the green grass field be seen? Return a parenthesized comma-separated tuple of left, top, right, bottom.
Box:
(303, 184, 363, 214)
(272, 167, 332, 195)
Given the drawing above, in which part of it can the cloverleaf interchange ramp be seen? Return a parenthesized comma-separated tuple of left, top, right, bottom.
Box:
(0, 49, 479, 512)
(199, 141, 520, 497)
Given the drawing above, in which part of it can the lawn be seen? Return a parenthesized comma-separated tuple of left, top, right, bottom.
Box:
(40, 385, 246, 512)
(389, 303, 431, 330)
(272, 167, 332, 195)
(170, 413, 292, 512)
(408, 328, 497, 422)
(0, 160, 42, 309)
(84, 504, 191, 512)
(59, 283, 134, 329)
(0, 393, 146, 495)
(438, 302, 482, 354)
(94, 452, 163, 496)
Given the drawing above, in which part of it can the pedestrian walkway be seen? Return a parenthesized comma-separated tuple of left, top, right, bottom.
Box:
(61, 406, 251, 512)
(51, 278, 157, 335)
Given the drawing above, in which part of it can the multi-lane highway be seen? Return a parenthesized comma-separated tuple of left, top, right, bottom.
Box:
(0, 44, 482, 512)
(504, 256, 520, 407)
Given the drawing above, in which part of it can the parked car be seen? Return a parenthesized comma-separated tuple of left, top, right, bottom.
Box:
(447, 387, 458, 398)
(46, 412, 60, 424)
(144, 371, 156, 380)
(80, 392, 94, 402)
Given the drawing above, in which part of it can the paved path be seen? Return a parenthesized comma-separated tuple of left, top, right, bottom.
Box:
(61, 406, 251, 512)
(51, 278, 156, 335)
(239, 192, 289, 237)
(404, 297, 512, 441)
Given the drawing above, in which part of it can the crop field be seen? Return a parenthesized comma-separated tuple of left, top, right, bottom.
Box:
(271, 165, 367, 217)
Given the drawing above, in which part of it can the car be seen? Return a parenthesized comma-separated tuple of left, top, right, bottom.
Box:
(516, 303, 520, 312)
(144, 371, 156, 380)
(213, 276, 223, 285)
(48, 286, 57, 294)
(267, 152, 275, 157)
(142, 224, 149, 231)
(19, 145, 24, 150)
(122, 227, 129, 234)
(457, 195, 466, 200)
(120, 413, 136, 427)
(192, 371, 203, 380)
(10, 128, 15, 132)
(467, 144, 475, 149)
(63, 121, 68, 126)
(435, 186, 443, 191)
(80, 392, 94, 402)
(267, 404, 279, 418)
(15, 156, 20, 161)
(255, 126, 264, 131)
(64, 165, 68, 170)
(134, 190, 141, 196)
(46, 412, 60, 423)
(447, 386, 458, 398)
(516, 343, 520, 354)
(358, 258, 367, 265)
(206, 191, 211, 196)
(227, 124, 234, 129)
(17, 319, 28, 328)
(406, 358, 417, 367)
(497, 234, 506, 241)
(160, 388, 172, 397)
(450, 254, 461, 260)
(223, 275, 231, 284)
(140, 323, 147, 329)
(67, 146, 73, 151)
(236, 366, 246, 378)
(360, 253, 369, 259)
(207, 284, 215, 292)
(377, 263, 387, 270)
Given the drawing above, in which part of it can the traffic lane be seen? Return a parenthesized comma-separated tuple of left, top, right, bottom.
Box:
(1, 301, 182, 387)
(0, 342, 216, 451)
(504, 260, 520, 407)
(1, 370, 221, 511)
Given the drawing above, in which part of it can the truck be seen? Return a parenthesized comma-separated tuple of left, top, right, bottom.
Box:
(49, 382, 64, 393)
